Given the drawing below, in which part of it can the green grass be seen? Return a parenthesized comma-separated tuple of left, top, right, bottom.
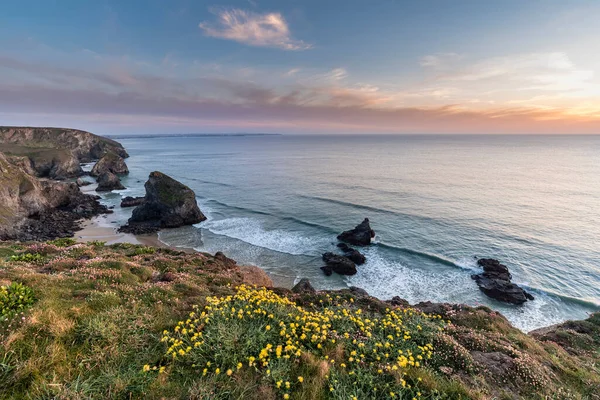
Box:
(0, 241, 598, 399)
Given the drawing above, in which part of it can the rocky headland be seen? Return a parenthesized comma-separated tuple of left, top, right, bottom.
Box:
(0, 126, 126, 240)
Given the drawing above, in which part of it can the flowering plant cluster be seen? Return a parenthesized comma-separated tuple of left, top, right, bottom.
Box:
(0, 282, 35, 322)
(155, 285, 445, 399)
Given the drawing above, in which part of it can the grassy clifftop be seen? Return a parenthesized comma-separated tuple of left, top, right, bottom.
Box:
(0, 241, 598, 399)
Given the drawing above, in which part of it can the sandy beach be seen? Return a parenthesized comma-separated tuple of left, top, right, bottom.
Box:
(74, 214, 163, 247)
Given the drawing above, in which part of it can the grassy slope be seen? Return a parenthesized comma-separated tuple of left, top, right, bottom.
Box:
(0, 241, 598, 400)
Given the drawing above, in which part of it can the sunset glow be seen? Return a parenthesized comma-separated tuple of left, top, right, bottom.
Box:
(2, 0, 600, 134)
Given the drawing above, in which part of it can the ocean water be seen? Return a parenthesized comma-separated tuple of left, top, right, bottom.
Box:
(99, 134, 600, 332)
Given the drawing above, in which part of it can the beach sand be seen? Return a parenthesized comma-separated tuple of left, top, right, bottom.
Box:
(75, 212, 164, 248)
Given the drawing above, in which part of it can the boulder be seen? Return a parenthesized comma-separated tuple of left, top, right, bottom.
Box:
(471, 258, 534, 305)
(322, 252, 357, 275)
(76, 178, 92, 187)
(292, 278, 316, 294)
(120, 196, 145, 208)
(337, 242, 366, 265)
(119, 171, 206, 234)
(96, 172, 125, 192)
(90, 152, 129, 177)
(337, 218, 375, 246)
(387, 296, 410, 307)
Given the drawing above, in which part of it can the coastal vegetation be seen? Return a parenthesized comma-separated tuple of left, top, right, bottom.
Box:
(0, 240, 598, 399)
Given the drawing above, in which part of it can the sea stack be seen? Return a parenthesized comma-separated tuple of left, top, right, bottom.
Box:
(119, 171, 206, 234)
(471, 258, 534, 305)
(321, 252, 357, 276)
(96, 171, 125, 192)
(90, 152, 129, 177)
(337, 218, 376, 246)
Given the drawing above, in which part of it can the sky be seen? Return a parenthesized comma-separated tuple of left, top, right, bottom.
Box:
(2, 0, 600, 134)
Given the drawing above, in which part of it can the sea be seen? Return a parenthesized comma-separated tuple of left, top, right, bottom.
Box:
(88, 134, 600, 332)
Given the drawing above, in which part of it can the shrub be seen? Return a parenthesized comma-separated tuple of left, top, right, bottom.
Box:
(154, 285, 444, 399)
(0, 282, 35, 322)
(47, 238, 77, 247)
(8, 253, 44, 263)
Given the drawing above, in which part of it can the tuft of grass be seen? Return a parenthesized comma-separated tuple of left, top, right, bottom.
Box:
(47, 237, 77, 247)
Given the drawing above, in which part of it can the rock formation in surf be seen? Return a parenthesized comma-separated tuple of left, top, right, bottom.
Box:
(96, 171, 125, 192)
(90, 152, 129, 177)
(120, 196, 145, 208)
(337, 218, 375, 246)
(321, 252, 357, 276)
(471, 258, 534, 305)
(337, 242, 366, 265)
(119, 171, 206, 234)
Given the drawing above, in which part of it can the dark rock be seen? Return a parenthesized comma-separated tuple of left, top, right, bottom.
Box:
(336, 243, 366, 265)
(320, 266, 333, 276)
(337, 218, 375, 246)
(76, 178, 92, 187)
(120, 196, 145, 208)
(477, 258, 512, 281)
(471, 258, 534, 305)
(96, 172, 125, 192)
(119, 171, 206, 234)
(471, 351, 515, 378)
(388, 296, 410, 307)
(349, 286, 369, 296)
(322, 252, 357, 275)
(90, 152, 129, 177)
(292, 278, 316, 294)
(214, 251, 237, 267)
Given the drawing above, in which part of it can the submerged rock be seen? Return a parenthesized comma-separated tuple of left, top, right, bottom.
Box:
(90, 152, 129, 177)
(321, 252, 357, 275)
(96, 172, 125, 192)
(337, 218, 375, 246)
(471, 258, 534, 305)
(119, 171, 206, 234)
(337, 242, 366, 265)
(120, 196, 145, 208)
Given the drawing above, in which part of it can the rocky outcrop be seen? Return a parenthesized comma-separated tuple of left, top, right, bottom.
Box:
(120, 196, 145, 208)
(90, 152, 129, 177)
(337, 243, 366, 265)
(2, 146, 83, 179)
(337, 218, 375, 246)
(0, 155, 109, 241)
(119, 171, 206, 234)
(471, 258, 534, 305)
(530, 313, 600, 355)
(292, 278, 316, 294)
(96, 172, 125, 192)
(321, 252, 357, 276)
(0, 126, 128, 161)
(0, 153, 49, 237)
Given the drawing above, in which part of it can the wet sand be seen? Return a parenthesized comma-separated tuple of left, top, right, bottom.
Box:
(75, 213, 163, 247)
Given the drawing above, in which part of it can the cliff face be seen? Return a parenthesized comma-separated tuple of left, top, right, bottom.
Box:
(0, 126, 128, 162)
(0, 127, 120, 240)
(0, 153, 49, 237)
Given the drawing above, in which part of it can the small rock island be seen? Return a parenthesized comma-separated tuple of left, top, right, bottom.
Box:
(119, 171, 206, 234)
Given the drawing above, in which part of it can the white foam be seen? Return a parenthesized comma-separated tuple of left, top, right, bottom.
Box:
(348, 248, 473, 305)
(347, 247, 586, 332)
(198, 216, 326, 256)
